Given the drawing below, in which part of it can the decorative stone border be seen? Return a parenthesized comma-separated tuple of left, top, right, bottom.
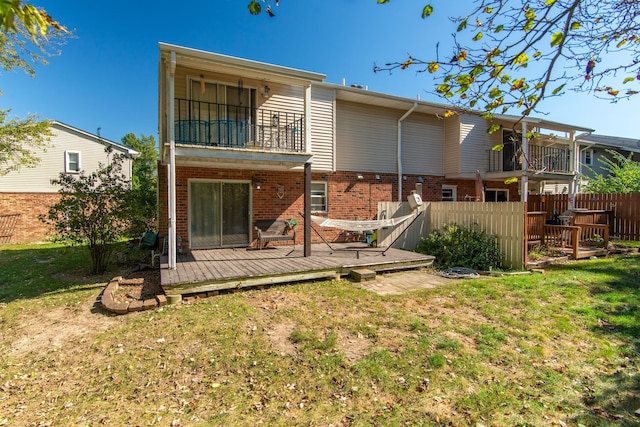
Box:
(101, 276, 168, 314)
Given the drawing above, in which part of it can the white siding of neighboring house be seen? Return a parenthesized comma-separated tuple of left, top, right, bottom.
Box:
(444, 115, 461, 176)
(0, 124, 133, 193)
(336, 101, 399, 173)
(458, 114, 496, 178)
(401, 114, 444, 176)
(310, 86, 335, 171)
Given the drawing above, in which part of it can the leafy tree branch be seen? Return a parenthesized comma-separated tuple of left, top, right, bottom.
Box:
(374, 0, 639, 125)
(0, 110, 51, 175)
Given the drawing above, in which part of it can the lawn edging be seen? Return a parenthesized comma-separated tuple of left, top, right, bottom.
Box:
(101, 276, 167, 314)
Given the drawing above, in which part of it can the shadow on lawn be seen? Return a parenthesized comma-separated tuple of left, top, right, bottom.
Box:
(548, 256, 640, 425)
(0, 242, 143, 304)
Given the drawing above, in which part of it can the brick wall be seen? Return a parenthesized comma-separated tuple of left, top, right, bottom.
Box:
(443, 178, 518, 201)
(0, 193, 61, 244)
(159, 164, 453, 249)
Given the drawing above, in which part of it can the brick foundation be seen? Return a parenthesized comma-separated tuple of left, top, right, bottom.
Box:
(0, 193, 61, 244)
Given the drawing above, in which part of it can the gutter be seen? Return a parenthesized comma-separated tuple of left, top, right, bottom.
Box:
(398, 102, 418, 201)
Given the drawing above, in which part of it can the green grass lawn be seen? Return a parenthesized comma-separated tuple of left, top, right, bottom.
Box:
(1, 243, 639, 426)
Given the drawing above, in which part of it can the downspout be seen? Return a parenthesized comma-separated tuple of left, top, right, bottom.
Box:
(397, 102, 418, 201)
(168, 51, 177, 269)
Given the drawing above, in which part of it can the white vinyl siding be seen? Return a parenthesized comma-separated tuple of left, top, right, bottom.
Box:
(444, 115, 461, 176)
(0, 123, 133, 193)
(259, 82, 304, 116)
(458, 114, 497, 178)
(310, 86, 334, 171)
(401, 114, 444, 175)
(336, 101, 398, 173)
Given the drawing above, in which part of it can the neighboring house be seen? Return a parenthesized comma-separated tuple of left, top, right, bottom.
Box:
(576, 133, 640, 188)
(0, 121, 138, 244)
(157, 43, 593, 263)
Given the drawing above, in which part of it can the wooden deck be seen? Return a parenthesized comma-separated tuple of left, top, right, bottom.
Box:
(160, 243, 435, 295)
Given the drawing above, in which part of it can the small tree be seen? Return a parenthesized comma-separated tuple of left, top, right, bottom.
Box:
(44, 150, 132, 274)
(122, 132, 158, 236)
(582, 149, 640, 193)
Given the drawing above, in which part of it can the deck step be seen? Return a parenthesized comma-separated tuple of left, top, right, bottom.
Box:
(351, 268, 376, 282)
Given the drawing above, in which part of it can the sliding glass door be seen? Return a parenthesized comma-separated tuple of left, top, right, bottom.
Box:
(190, 181, 250, 249)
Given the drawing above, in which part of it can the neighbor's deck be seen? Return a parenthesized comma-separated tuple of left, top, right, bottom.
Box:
(160, 243, 435, 295)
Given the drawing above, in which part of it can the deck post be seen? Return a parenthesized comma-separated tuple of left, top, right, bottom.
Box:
(304, 162, 311, 257)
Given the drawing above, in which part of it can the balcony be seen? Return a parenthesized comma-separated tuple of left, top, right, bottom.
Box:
(489, 144, 571, 174)
(174, 99, 304, 153)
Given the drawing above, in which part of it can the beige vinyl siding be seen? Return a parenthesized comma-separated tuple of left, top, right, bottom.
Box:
(459, 114, 495, 178)
(259, 82, 304, 115)
(444, 115, 461, 176)
(0, 124, 133, 193)
(336, 101, 398, 173)
(310, 86, 334, 171)
(401, 114, 444, 175)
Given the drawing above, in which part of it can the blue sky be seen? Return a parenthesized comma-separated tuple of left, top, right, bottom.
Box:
(3, 0, 639, 144)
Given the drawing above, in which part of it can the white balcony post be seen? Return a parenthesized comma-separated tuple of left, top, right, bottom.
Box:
(569, 130, 578, 209)
(304, 84, 311, 152)
(168, 51, 177, 269)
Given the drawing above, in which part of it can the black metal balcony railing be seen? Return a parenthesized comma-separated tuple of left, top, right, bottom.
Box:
(489, 145, 571, 173)
(173, 99, 304, 152)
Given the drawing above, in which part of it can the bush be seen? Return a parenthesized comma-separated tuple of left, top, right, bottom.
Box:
(415, 223, 503, 271)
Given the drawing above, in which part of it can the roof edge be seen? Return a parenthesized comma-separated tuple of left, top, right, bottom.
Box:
(159, 42, 326, 83)
(51, 121, 140, 157)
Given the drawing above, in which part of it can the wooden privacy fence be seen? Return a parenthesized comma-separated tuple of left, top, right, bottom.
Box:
(528, 193, 640, 240)
(377, 201, 526, 269)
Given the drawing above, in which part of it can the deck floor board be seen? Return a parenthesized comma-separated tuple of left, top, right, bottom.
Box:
(161, 243, 434, 294)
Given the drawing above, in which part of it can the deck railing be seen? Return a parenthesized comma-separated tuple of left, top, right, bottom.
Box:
(489, 144, 571, 173)
(174, 98, 304, 152)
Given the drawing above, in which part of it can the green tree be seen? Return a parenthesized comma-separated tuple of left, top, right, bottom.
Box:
(582, 149, 640, 193)
(44, 150, 133, 274)
(122, 133, 158, 236)
(0, 1, 67, 173)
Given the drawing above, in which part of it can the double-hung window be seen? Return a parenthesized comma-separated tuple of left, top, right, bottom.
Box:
(65, 151, 81, 173)
(582, 149, 594, 166)
(441, 185, 456, 201)
(311, 181, 327, 212)
(485, 189, 509, 202)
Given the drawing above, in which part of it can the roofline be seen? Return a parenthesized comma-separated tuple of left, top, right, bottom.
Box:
(575, 133, 640, 152)
(159, 42, 326, 83)
(51, 121, 140, 157)
(321, 82, 595, 132)
(319, 81, 451, 113)
(493, 114, 594, 133)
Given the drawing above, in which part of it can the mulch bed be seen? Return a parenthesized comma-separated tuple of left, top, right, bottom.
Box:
(113, 267, 163, 304)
